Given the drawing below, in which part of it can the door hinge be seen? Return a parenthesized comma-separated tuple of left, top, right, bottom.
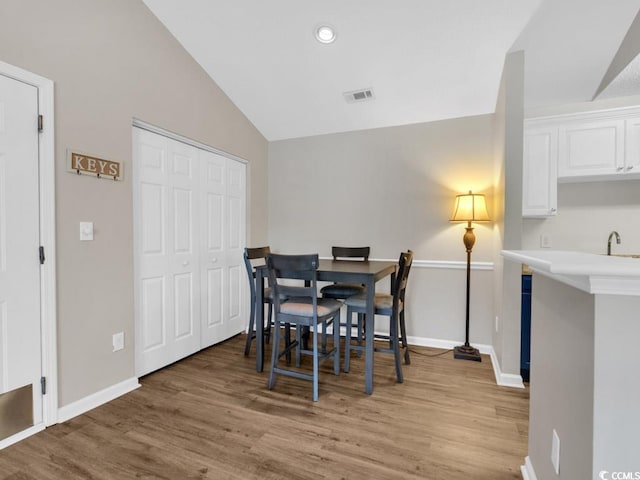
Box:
(41, 377, 47, 395)
(39, 246, 45, 265)
(38, 114, 43, 132)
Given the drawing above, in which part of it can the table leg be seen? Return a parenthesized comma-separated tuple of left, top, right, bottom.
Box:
(364, 276, 375, 395)
(256, 271, 265, 372)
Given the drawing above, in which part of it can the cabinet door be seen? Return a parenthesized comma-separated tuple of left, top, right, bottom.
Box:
(558, 119, 624, 178)
(523, 127, 557, 217)
(624, 117, 640, 173)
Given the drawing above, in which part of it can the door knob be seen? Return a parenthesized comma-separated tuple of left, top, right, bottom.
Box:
(182, 261, 189, 267)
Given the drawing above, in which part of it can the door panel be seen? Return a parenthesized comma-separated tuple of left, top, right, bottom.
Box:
(173, 272, 193, 339)
(206, 267, 223, 327)
(0, 74, 42, 440)
(140, 183, 165, 255)
(134, 128, 200, 376)
(224, 161, 246, 339)
(141, 277, 165, 350)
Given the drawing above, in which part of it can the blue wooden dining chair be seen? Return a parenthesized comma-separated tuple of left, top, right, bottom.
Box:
(243, 246, 292, 357)
(320, 246, 370, 300)
(344, 250, 413, 383)
(266, 253, 342, 402)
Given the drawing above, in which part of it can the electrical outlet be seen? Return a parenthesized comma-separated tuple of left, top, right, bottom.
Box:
(540, 233, 552, 249)
(112, 332, 124, 352)
(551, 429, 560, 475)
(495, 315, 499, 333)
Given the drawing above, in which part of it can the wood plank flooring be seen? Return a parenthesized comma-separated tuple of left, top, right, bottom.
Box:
(0, 334, 529, 479)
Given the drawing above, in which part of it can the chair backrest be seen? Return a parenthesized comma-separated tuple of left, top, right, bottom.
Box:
(243, 246, 271, 299)
(393, 250, 414, 306)
(265, 253, 319, 310)
(332, 246, 370, 261)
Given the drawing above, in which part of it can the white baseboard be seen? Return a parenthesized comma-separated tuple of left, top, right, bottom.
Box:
(57, 377, 140, 423)
(407, 336, 525, 389)
(521, 456, 537, 480)
(0, 424, 46, 450)
(488, 348, 526, 388)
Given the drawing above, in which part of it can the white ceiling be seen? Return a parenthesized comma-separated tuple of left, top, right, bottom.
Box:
(143, 0, 640, 141)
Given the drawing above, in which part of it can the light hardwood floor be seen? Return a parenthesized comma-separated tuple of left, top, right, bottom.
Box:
(0, 334, 529, 479)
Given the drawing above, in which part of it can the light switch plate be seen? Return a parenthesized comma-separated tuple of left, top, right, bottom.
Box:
(112, 332, 124, 352)
(80, 222, 94, 241)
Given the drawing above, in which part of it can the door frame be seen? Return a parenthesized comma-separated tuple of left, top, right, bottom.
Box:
(0, 61, 57, 445)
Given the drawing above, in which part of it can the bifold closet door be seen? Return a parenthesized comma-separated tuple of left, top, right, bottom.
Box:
(134, 128, 201, 376)
(199, 150, 246, 347)
(134, 127, 247, 377)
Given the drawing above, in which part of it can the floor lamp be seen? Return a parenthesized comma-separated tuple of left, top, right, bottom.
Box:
(450, 190, 490, 362)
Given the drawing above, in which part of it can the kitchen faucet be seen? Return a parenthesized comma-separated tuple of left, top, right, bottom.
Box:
(607, 231, 621, 255)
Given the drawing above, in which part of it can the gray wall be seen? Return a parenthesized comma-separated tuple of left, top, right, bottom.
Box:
(529, 274, 594, 480)
(0, 0, 268, 406)
(268, 116, 497, 346)
(494, 51, 525, 376)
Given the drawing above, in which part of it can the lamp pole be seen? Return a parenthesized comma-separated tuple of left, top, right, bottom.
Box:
(454, 223, 482, 361)
(450, 190, 489, 362)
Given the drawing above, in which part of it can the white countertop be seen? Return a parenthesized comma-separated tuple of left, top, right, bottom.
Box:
(501, 250, 640, 296)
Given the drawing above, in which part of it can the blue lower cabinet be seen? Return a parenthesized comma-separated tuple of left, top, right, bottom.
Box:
(521, 275, 532, 382)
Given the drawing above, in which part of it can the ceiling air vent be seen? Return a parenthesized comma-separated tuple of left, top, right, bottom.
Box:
(343, 88, 375, 103)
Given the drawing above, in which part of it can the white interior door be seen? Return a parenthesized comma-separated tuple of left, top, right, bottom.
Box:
(199, 151, 246, 346)
(134, 126, 247, 376)
(134, 128, 201, 376)
(0, 74, 43, 440)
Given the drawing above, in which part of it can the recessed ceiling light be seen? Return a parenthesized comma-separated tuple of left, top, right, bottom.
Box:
(315, 25, 336, 44)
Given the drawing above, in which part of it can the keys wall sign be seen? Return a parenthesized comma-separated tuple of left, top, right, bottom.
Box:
(67, 149, 123, 180)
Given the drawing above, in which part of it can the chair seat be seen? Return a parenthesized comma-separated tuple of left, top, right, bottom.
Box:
(345, 292, 402, 316)
(320, 283, 366, 299)
(280, 297, 343, 317)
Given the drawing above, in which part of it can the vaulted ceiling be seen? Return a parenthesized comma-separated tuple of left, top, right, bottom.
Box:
(143, 0, 640, 141)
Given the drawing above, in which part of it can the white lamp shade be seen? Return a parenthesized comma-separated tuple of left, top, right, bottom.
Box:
(450, 191, 490, 222)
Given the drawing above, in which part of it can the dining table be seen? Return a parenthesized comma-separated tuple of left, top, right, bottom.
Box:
(254, 258, 398, 395)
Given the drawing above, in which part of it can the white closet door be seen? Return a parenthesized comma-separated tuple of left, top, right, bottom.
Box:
(226, 160, 246, 338)
(135, 126, 247, 376)
(200, 150, 246, 346)
(134, 128, 201, 376)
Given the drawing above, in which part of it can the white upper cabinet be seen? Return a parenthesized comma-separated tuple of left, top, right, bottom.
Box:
(523, 106, 640, 217)
(523, 126, 558, 217)
(558, 118, 625, 178)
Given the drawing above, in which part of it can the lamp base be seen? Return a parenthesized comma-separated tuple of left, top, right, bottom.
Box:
(454, 344, 482, 362)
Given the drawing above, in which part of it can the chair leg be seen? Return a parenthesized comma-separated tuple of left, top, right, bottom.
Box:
(333, 314, 340, 376)
(356, 313, 364, 357)
(390, 312, 403, 383)
(285, 322, 292, 364)
(244, 293, 256, 356)
(321, 321, 328, 353)
(399, 309, 410, 365)
(344, 307, 353, 373)
(295, 326, 302, 367)
(312, 325, 319, 402)
(268, 318, 281, 391)
(265, 302, 273, 344)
